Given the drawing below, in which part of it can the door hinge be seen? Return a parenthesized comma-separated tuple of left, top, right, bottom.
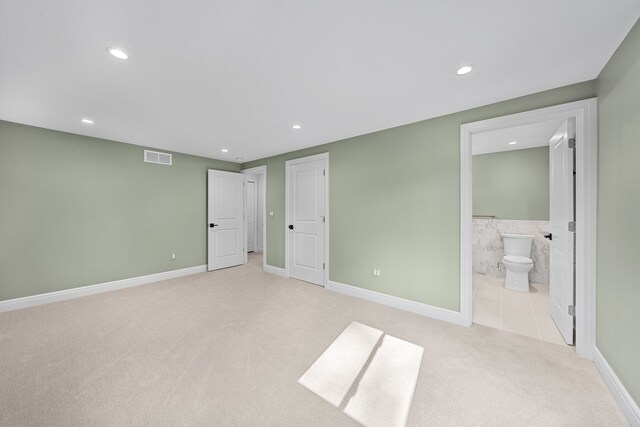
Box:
(568, 305, 575, 316)
(568, 221, 576, 232)
(323, 169, 325, 176)
(323, 263, 325, 270)
(568, 137, 576, 149)
(322, 216, 325, 223)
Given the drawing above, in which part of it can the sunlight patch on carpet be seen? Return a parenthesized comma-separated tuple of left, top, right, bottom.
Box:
(298, 322, 383, 407)
(298, 321, 423, 427)
(343, 334, 423, 427)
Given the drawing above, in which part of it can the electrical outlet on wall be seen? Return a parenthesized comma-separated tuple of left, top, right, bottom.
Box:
(172, 253, 176, 260)
(373, 269, 381, 277)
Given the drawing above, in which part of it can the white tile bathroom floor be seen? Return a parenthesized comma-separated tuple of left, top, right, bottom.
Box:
(472, 273, 567, 345)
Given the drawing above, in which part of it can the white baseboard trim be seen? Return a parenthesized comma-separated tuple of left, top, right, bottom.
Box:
(326, 280, 464, 326)
(264, 265, 288, 277)
(594, 347, 640, 426)
(0, 265, 207, 313)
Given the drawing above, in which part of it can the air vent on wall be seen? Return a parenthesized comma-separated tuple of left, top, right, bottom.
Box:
(144, 150, 172, 166)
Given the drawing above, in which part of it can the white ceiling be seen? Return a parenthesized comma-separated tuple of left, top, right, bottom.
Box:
(472, 118, 566, 155)
(1, 1, 639, 163)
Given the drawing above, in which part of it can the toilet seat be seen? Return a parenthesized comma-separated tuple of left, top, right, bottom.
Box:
(503, 255, 533, 265)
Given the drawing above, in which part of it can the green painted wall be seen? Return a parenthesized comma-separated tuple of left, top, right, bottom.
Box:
(595, 19, 640, 404)
(473, 147, 549, 220)
(0, 121, 239, 301)
(243, 81, 596, 310)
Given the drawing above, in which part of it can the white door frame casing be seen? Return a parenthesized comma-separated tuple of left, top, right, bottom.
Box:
(285, 153, 330, 286)
(241, 165, 267, 272)
(459, 98, 597, 359)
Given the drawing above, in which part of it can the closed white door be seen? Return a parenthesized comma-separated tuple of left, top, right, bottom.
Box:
(246, 179, 257, 252)
(207, 170, 245, 271)
(548, 118, 575, 345)
(287, 156, 326, 285)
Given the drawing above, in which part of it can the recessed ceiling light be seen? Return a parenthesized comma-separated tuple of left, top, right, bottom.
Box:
(221, 148, 229, 153)
(106, 47, 129, 60)
(456, 65, 474, 76)
(235, 157, 244, 162)
(80, 118, 94, 125)
(292, 124, 302, 130)
(508, 141, 518, 145)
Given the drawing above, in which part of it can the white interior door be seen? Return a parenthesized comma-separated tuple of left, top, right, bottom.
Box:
(246, 179, 257, 252)
(287, 156, 326, 285)
(207, 170, 245, 271)
(548, 118, 575, 345)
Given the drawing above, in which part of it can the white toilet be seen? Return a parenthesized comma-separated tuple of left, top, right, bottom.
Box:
(501, 233, 534, 292)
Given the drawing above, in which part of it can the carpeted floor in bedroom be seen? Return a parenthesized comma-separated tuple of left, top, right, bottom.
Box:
(0, 254, 627, 426)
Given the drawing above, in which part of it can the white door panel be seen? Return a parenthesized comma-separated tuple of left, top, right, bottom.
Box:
(215, 175, 239, 219)
(208, 170, 245, 271)
(216, 229, 240, 257)
(548, 119, 575, 345)
(295, 169, 318, 220)
(288, 157, 326, 285)
(295, 233, 319, 269)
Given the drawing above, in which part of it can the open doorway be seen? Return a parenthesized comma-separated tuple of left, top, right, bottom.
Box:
(242, 166, 267, 271)
(460, 99, 597, 358)
(246, 177, 258, 253)
(469, 118, 570, 345)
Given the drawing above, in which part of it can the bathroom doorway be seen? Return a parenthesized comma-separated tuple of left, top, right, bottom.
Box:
(460, 99, 598, 358)
(469, 119, 566, 345)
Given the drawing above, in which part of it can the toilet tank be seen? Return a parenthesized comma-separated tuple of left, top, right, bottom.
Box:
(501, 233, 533, 257)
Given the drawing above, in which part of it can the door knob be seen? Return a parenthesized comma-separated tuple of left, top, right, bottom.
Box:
(210, 223, 219, 228)
(288, 225, 294, 230)
(544, 233, 552, 240)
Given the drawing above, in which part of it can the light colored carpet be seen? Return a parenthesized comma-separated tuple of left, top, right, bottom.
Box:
(0, 254, 628, 426)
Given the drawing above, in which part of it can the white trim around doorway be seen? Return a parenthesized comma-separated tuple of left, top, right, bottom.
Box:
(284, 153, 330, 286)
(460, 98, 598, 359)
(241, 165, 268, 273)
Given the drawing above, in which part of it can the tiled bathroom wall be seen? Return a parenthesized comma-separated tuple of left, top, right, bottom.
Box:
(473, 218, 550, 284)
